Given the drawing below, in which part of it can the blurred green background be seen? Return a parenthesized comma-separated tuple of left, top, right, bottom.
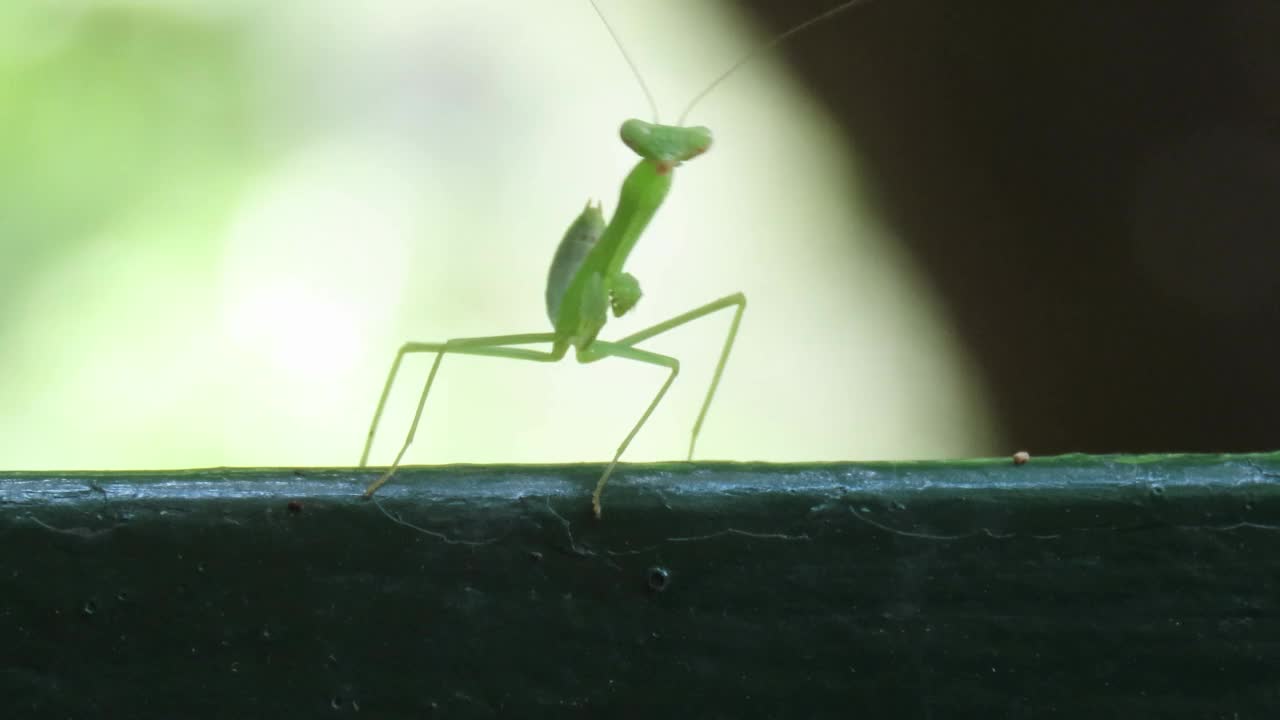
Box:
(0, 0, 995, 471)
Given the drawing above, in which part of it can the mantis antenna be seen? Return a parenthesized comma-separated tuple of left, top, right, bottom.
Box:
(677, 0, 874, 125)
(588, 0, 661, 123)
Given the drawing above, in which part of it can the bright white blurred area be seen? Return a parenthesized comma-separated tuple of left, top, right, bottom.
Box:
(0, 0, 994, 470)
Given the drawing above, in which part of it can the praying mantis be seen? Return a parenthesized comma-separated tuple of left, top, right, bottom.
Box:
(359, 0, 869, 518)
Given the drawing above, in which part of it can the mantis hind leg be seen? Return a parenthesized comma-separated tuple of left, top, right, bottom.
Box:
(613, 292, 746, 461)
(360, 332, 562, 498)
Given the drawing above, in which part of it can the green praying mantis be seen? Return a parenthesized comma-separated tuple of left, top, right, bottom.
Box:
(359, 0, 869, 518)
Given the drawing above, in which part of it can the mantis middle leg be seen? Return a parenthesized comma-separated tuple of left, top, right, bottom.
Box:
(577, 340, 680, 518)
(582, 292, 746, 517)
(614, 292, 746, 460)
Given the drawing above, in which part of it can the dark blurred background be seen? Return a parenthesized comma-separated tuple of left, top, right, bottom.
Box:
(744, 0, 1280, 453)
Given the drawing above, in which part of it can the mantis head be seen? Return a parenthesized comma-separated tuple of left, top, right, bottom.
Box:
(620, 119, 712, 172)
